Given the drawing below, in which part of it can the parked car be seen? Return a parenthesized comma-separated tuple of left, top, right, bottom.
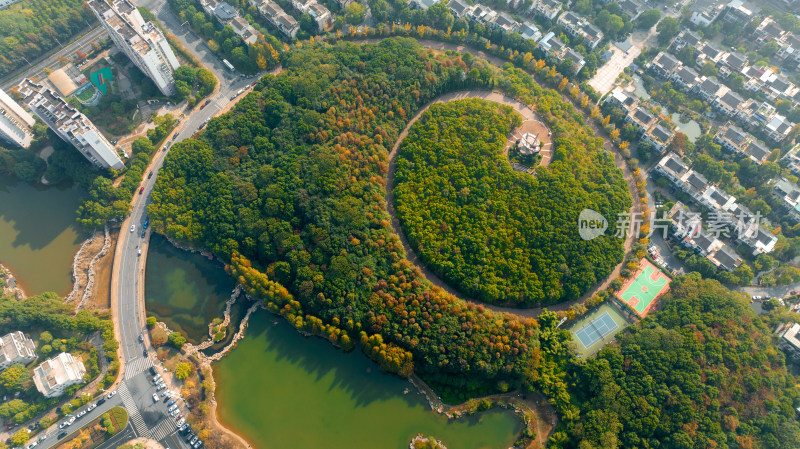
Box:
(106, 391, 117, 399)
(167, 399, 175, 407)
(138, 334, 144, 342)
(67, 416, 75, 425)
(153, 374, 162, 383)
(87, 403, 96, 412)
(153, 393, 159, 402)
(97, 398, 106, 405)
(57, 432, 66, 440)
(150, 366, 158, 376)
(76, 410, 86, 418)
(139, 186, 144, 194)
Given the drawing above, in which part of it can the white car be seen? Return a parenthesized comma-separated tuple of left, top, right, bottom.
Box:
(87, 403, 97, 412)
(130, 225, 135, 233)
(107, 390, 117, 399)
(67, 416, 75, 425)
(153, 393, 159, 402)
(168, 404, 178, 412)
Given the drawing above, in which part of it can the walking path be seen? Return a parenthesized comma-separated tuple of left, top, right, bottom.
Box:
(376, 43, 641, 317)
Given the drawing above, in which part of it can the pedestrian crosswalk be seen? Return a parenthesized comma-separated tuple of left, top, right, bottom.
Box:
(125, 356, 153, 380)
(151, 418, 178, 441)
(118, 382, 150, 438)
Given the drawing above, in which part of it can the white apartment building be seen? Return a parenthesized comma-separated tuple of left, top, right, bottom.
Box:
(0, 88, 35, 149)
(18, 79, 124, 170)
(33, 352, 86, 398)
(0, 0, 23, 9)
(88, 0, 180, 96)
(0, 331, 37, 371)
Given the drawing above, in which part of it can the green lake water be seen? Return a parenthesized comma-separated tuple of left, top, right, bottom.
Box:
(0, 174, 86, 296)
(144, 234, 235, 343)
(214, 312, 523, 449)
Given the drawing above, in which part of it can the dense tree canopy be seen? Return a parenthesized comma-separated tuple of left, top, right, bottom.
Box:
(0, 0, 95, 77)
(394, 99, 628, 305)
(561, 275, 800, 448)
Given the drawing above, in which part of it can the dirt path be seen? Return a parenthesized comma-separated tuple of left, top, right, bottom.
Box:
(375, 40, 641, 318)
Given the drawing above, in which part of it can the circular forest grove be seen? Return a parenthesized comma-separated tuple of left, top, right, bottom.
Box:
(393, 99, 630, 307)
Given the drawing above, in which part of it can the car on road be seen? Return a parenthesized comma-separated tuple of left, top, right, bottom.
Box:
(67, 416, 75, 425)
(148, 172, 153, 179)
(139, 186, 144, 194)
(59, 420, 69, 429)
(26, 441, 38, 448)
(143, 348, 148, 356)
(97, 398, 106, 405)
(38, 435, 46, 442)
(153, 393, 159, 403)
(130, 225, 135, 233)
(76, 410, 86, 419)
(139, 333, 144, 342)
(143, 219, 149, 229)
(87, 403, 96, 412)
(150, 366, 158, 376)
(106, 390, 117, 399)
(57, 432, 66, 440)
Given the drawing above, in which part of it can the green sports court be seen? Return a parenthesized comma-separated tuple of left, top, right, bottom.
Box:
(568, 303, 630, 357)
(616, 259, 670, 317)
(90, 67, 113, 95)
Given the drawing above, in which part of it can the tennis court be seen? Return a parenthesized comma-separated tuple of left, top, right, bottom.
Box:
(574, 312, 618, 348)
(568, 303, 630, 357)
(616, 259, 670, 317)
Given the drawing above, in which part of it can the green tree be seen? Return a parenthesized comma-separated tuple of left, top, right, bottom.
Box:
(657, 17, 679, 45)
(636, 9, 661, 29)
(345, 2, 366, 24)
(168, 332, 186, 349)
(0, 364, 30, 391)
(175, 362, 192, 379)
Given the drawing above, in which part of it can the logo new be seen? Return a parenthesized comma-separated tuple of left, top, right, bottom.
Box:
(578, 209, 608, 241)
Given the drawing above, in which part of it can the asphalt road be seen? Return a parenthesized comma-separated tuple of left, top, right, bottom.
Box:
(32, 393, 124, 449)
(104, 0, 263, 447)
(0, 26, 107, 90)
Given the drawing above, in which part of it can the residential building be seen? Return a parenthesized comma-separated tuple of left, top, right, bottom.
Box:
(765, 115, 795, 143)
(649, 52, 680, 78)
(625, 106, 656, 134)
(708, 244, 742, 271)
(538, 32, 567, 55)
(784, 146, 800, 176)
(755, 17, 784, 44)
(644, 124, 674, 154)
(670, 66, 699, 90)
(618, 0, 641, 21)
(672, 30, 702, 51)
(720, 52, 748, 74)
(33, 352, 86, 398)
(721, 0, 753, 25)
(778, 322, 800, 362)
(737, 99, 777, 128)
(561, 48, 586, 72)
(689, 3, 724, 27)
(18, 79, 124, 170)
(308, 2, 332, 30)
(776, 34, 800, 64)
(88, 0, 180, 96)
(531, 0, 561, 20)
(448, 0, 473, 17)
(773, 177, 800, 222)
(0, 88, 35, 149)
(696, 43, 724, 65)
(714, 122, 751, 155)
(654, 152, 689, 183)
(557, 12, 603, 50)
(468, 5, 498, 25)
(230, 17, 261, 45)
(491, 12, 518, 33)
(695, 76, 722, 101)
(0, 331, 36, 371)
(605, 86, 637, 110)
(213, 1, 238, 22)
(259, 1, 298, 38)
(517, 21, 542, 42)
(713, 87, 744, 117)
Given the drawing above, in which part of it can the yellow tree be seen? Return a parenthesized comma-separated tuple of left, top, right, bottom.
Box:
(610, 128, 620, 140)
(619, 141, 630, 150)
(580, 95, 589, 108)
(558, 78, 568, 91)
(417, 25, 425, 37)
(602, 115, 610, 126)
(534, 59, 546, 71)
(590, 107, 601, 118)
(256, 53, 267, 70)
